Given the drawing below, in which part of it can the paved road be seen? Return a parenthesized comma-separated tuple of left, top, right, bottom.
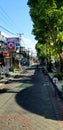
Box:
(0, 66, 63, 130)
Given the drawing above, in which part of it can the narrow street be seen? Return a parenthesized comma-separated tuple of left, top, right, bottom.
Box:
(0, 65, 63, 130)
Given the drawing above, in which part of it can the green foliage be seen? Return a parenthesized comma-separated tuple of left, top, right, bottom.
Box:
(35, 43, 46, 59)
(27, 0, 63, 64)
(53, 72, 63, 80)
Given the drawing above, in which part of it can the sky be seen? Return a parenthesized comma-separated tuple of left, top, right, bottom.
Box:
(0, 0, 37, 55)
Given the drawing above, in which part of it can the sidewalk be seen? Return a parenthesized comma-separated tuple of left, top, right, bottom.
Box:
(0, 67, 26, 84)
(0, 66, 63, 129)
(0, 69, 22, 92)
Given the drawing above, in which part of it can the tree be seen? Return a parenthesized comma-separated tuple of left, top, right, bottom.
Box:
(27, 0, 63, 71)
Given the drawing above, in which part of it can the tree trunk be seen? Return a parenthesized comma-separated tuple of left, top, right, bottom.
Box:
(60, 52, 63, 72)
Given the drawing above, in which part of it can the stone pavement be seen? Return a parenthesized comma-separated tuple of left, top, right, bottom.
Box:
(0, 66, 63, 130)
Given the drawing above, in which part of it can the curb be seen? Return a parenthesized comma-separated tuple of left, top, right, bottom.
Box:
(48, 73, 63, 100)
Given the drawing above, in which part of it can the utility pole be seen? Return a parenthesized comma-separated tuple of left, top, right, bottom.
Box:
(17, 33, 24, 44)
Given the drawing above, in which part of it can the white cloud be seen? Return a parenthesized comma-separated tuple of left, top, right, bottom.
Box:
(0, 31, 10, 37)
(21, 36, 37, 54)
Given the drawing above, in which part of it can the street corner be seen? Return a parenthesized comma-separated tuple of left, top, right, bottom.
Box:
(0, 113, 32, 130)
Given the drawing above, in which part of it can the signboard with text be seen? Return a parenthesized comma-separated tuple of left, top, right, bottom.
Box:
(6, 37, 20, 52)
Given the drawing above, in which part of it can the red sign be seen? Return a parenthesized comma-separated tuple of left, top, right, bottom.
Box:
(6, 37, 20, 52)
(7, 42, 15, 51)
(3, 52, 10, 58)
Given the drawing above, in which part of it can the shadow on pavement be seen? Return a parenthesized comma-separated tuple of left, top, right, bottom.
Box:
(15, 67, 59, 121)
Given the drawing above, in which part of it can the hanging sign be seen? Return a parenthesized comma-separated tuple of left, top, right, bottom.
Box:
(7, 42, 15, 51)
(6, 37, 20, 52)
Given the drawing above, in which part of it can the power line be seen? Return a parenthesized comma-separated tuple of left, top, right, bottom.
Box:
(0, 5, 17, 27)
(0, 25, 17, 36)
(0, 6, 18, 35)
(0, 5, 20, 36)
(0, 6, 24, 40)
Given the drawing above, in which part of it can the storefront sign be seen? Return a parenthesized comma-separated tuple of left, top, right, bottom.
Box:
(7, 42, 15, 51)
(3, 52, 10, 58)
(6, 37, 20, 52)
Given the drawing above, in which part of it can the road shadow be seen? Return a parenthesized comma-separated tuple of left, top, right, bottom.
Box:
(15, 66, 61, 121)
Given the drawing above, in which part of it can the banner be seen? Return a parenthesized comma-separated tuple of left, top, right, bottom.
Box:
(6, 37, 20, 51)
(7, 42, 15, 51)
